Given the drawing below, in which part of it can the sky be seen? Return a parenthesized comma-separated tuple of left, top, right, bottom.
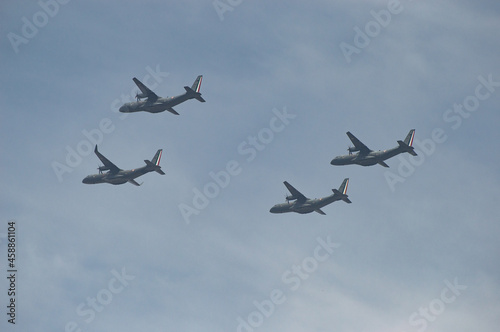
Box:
(1, 0, 499, 331)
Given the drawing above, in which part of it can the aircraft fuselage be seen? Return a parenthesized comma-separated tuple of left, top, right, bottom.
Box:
(82, 166, 151, 185)
(270, 195, 340, 214)
(119, 94, 191, 113)
(330, 146, 402, 166)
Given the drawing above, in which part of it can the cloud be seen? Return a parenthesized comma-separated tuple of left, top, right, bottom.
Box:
(1, 1, 499, 331)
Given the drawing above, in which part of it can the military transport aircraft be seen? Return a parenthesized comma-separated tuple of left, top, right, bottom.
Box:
(82, 145, 165, 186)
(330, 129, 417, 168)
(119, 75, 205, 115)
(270, 178, 351, 215)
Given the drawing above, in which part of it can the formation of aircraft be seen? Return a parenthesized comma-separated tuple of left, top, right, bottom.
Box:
(82, 73, 418, 217)
(119, 75, 205, 115)
(84, 75, 205, 187)
(270, 130, 418, 215)
(270, 179, 351, 215)
(330, 129, 416, 168)
(82, 145, 165, 186)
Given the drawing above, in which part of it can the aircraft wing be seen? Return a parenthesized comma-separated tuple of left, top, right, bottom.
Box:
(346, 132, 371, 154)
(94, 145, 120, 174)
(128, 179, 142, 186)
(284, 181, 307, 202)
(315, 209, 326, 215)
(166, 107, 180, 115)
(133, 77, 158, 101)
(378, 161, 390, 168)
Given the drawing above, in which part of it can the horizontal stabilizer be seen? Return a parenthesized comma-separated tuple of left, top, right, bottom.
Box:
(144, 160, 165, 175)
(332, 189, 352, 203)
(145, 149, 165, 175)
(185, 75, 205, 102)
(397, 140, 417, 156)
(398, 129, 417, 156)
(332, 178, 351, 203)
(184, 86, 206, 102)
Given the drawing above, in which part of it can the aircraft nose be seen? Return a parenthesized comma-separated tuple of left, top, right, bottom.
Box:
(82, 176, 91, 184)
(270, 206, 278, 213)
(119, 105, 128, 113)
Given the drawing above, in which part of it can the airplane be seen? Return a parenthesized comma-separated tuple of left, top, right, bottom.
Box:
(119, 75, 205, 115)
(82, 145, 165, 186)
(270, 178, 351, 215)
(330, 129, 417, 168)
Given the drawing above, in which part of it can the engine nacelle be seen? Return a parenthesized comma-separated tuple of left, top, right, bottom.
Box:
(98, 165, 110, 172)
(348, 146, 359, 154)
(286, 195, 297, 201)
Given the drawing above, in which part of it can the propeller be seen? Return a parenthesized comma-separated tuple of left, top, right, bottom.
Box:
(135, 91, 147, 101)
(97, 165, 109, 174)
(347, 146, 358, 155)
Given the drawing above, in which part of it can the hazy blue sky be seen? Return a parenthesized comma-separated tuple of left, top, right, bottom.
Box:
(1, 1, 499, 331)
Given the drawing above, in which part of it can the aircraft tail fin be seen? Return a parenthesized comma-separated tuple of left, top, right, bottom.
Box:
(332, 178, 351, 204)
(403, 129, 415, 146)
(397, 129, 417, 156)
(145, 149, 165, 175)
(191, 75, 203, 92)
(183, 75, 205, 102)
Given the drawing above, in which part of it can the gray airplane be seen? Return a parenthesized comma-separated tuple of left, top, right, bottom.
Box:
(119, 75, 205, 115)
(330, 129, 417, 168)
(82, 145, 165, 186)
(270, 179, 351, 215)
